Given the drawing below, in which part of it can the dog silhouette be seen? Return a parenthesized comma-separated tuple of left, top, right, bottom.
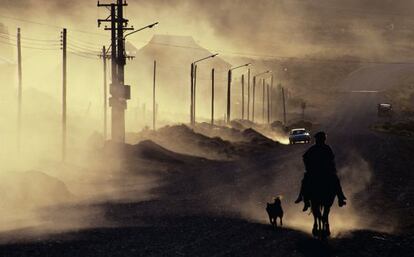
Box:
(266, 197, 283, 229)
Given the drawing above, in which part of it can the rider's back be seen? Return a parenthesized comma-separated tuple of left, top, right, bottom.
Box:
(303, 143, 336, 175)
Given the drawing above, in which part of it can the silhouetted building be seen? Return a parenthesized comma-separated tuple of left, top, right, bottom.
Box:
(126, 35, 231, 124)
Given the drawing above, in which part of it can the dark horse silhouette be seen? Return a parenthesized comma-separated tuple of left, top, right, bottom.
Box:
(295, 131, 347, 238)
(308, 174, 337, 238)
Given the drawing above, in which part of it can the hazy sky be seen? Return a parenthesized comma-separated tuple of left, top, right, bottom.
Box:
(1, 0, 414, 59)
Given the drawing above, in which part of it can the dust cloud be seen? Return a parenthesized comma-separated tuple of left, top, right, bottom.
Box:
(213, 148, 392, 237)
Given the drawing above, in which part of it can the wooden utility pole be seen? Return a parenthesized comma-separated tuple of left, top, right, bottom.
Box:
(17, 28, 22, 152)
(102, 46, 108, 140)
(193, 64, 197, 125)
(62, 28, 67, 161)
(267, 84, 270, 124)
(226, 70, 232, 123)
(98, 0, 133, 143)
(262, 78, 265, 123)
(211, 68, 215, 126)
(153, 60, 157, 130)
(190, 63, 194, 125)
(241, 74, 245, 120)
(270, 75, 274, 123)
(252, 76, 256, 122)
(247, 68, 250, 121)
(282, 87, 287, 125)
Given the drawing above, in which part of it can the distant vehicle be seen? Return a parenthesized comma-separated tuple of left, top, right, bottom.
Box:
(289, 128, 311, 144)
(377, 103, 393, 117)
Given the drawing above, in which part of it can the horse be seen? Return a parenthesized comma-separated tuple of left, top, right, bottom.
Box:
(308, 174, 337, 239)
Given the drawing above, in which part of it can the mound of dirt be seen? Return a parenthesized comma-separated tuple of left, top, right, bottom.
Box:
(194, 123, 247, 142)
(242, 128, 277, 146)
(230, 119, 255, 130)
(0, 171, 73, 209)
(128, 140, 203, 164)
(129, 124, 237, 160)
(270, 121, 287, 131)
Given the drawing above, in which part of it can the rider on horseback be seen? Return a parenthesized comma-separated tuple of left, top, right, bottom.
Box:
(295, 131, 347, 212)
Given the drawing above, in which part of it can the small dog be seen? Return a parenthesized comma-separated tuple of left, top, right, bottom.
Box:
(266, 197, 284, 229)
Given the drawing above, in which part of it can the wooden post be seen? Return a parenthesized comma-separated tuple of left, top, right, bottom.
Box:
(102, 46, 107, 139)
(282, 87, 287, 125)
(262, 78, 265, 123)
(190, 63, 194, 124)
(193, 64, 197, 125)
(211, 68, 215, 126)
(247, 68, 250, 121)
(153, 60, 157, 130)
(252, 76, 256, 122)
(62, 28, 67, 161)
(241, 74, 245, 120)
(226, 70, 231, 123)
(267, 84, 270, 124)
(270, 75, 274, 123)
(17, 28, 22, 153)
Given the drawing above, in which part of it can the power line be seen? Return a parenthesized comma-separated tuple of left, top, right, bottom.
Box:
(0, 14, 107, 37)
(69, 37, 104, 48)
(0, 30, 57, 41)
(0, 38, 59, 50)
(67, 43, 100, 53)
(68, 51, 100, 60)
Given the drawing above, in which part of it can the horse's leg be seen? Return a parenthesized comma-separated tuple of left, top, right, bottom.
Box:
(311, 204, 319, 237)
(318, 206, 322, 230)
(318, 206, 324, 237)
(323, 206, 331, 237)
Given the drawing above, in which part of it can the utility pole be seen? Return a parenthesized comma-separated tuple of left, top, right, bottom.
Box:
(282, 87, 287, 125)
(262, 78, 265, 123)
(270, 75, 274, 123)
(241, 74, 245, 120)
(267, 84, 270, 124)
(17, 28, 22, 153)
(247, 68, 250, 121)
(252, 76, 256, 122)
(211, 68, 215, 126)
(190, 63, 194, 124)
(98, 0, 133, 143)
(193, 64, 197, 125)
(191, 54, 218, 126)
(227, 63, 250, 123)
(61, 28, 67, 161)
(226, 69, 231, 123)
(153, 60, 156, 130)
(102, 46, 108, 139)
